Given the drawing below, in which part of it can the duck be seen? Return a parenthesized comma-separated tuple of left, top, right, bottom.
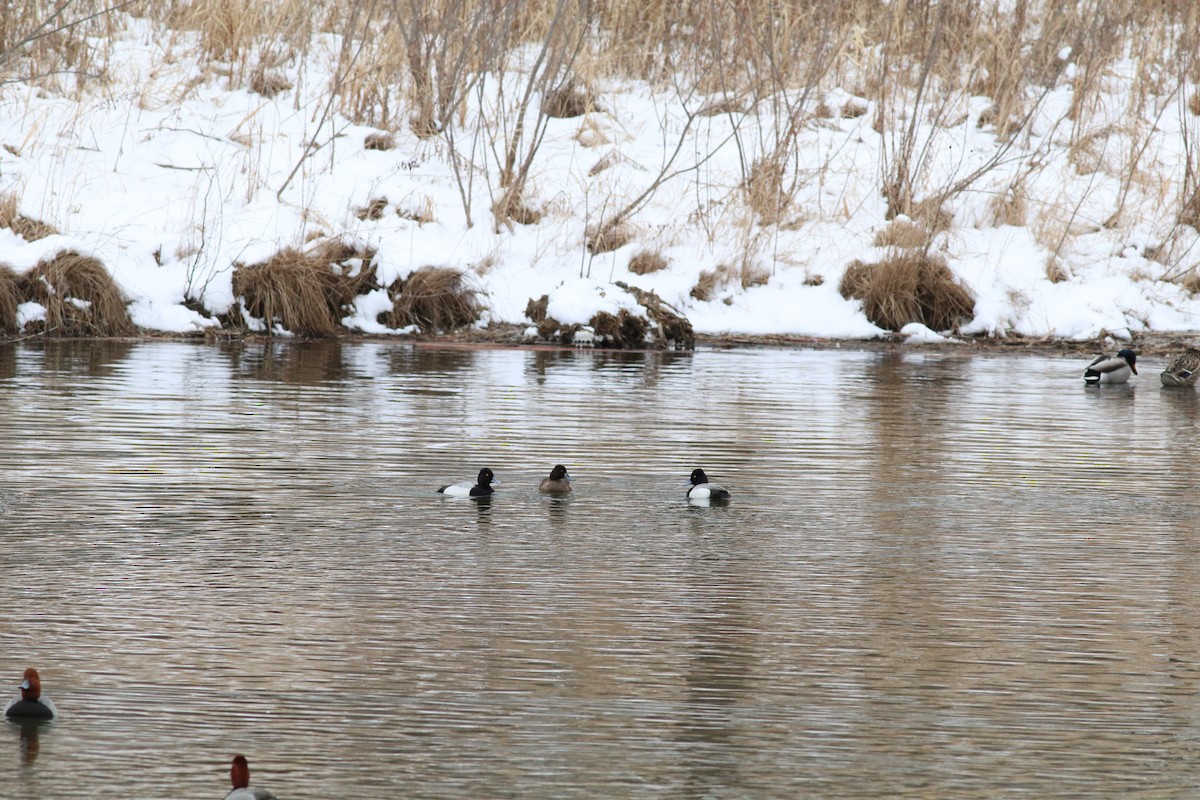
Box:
(3, 668, 57, 720)
(685, 468, 731, 502)
(437, 467, 498, 498)
(225, 755, 278, 800)
(1083, 348, 1137, 385)
(538, 464, 573, 494)
(1160, 347, 1200, 387)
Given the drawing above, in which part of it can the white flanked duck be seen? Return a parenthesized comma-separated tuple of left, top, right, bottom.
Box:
(685, 468, 731, 502)
(1160, 347, 1200, 388)
(437, 468, 498, 498)
(1083, 349, 1137, 385)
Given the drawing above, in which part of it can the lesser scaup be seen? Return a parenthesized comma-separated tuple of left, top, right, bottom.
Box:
(538, 464, 573, 494)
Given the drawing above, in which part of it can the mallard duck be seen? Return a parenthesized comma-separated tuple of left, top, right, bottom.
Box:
(1160, 347, 1200, 388)
(538, 464, 573, 494)
(437, 468, 498, 497)
(1083, 349, 1137, 385)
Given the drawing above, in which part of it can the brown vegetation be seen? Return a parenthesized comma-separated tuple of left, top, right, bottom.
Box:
(232, 241, 376, 337)
(0, 264, 20, 335)
(0, 193, 57, 241)
(838, 252, 974, 332)
(380, 267, 484, 332)
(628, 250, 668, 275)
(21, 252, 135, 336)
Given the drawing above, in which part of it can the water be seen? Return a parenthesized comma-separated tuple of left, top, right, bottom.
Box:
(2, 340, 1199, 798)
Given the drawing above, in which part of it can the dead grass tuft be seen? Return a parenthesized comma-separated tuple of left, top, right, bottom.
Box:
(744, 157, 787, 225)
(838, 252, 974, 332)
(586, 222, 632, 254)
(690, 261, 769, 301)
(381, 267, 484, 332)
(989, 181, 1028, 227)
(616, 281, 694, 349)
(356, 197, 389, 221)
(589, 309, 649, 348)
(543, 79, 598, 118)
(233, 241, 376, 337)
(628, 250, 669, 275)
(1045, 257, 1070, 283)
(0, 264, 20, 335)
(21, 251, 135, 336)
(873, 219, 928, 249)
(1180, 186, 1200, 230)
(525, 294, 549, 323)
(0, 193, 57, 241)
(493, 195, 542, 226)
(250, 66, 291, 97)
(364, 132, 396, 151)
(396, 196, 437, 225)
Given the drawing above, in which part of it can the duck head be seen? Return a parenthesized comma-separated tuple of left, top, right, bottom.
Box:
(20, 668, 41, 702)
(1118, 348, 1138, 374)
(231, 755, 251, 790)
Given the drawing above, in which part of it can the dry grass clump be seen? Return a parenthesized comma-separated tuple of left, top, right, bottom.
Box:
(396, 196, 437, 225)
(616, 281, 694, 349)
(690, 261, 769, 301)
(1179, 186, 1200, 230)
(589, 309, 649, 348)
(0, 264, 21, 335)
(0, 193, 57, 241)
(989, 182, 1028, 227)
(744, 157, 787, 225)
(525, 294, 549, 322)
(585, 222, 632, 254)
(364, 132, 396, 151)
(356, 197, 389, 221)
(838, 252, 974, 332)
(873, 219, 928, 249)
(543, 79, 598, 118)
(21, 252, 135, 336)
(493, 195, 543, 226)
(380, 267, 484, 332)
(232, 241, 376, 337)
(250, 66, 291, 97)
(628, 250, 669, 275)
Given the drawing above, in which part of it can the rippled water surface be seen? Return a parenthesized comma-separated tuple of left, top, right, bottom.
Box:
(3, 340, 1200, 799)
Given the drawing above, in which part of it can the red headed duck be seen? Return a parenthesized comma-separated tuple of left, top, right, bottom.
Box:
(225, 755, 278, 800)
(4, 668, 57, 720)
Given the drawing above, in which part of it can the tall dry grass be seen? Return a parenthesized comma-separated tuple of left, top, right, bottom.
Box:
(5, 0, 1200, 315)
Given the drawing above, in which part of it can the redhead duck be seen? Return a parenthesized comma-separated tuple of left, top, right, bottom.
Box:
(1160, 347, 1200, 387)
(1083, 349, 1137, 384)
(437, 468, 498, 497)
(4, 668, 57, 720)
(225, 755, 278, 800)
(685, 468, 731, 502)
(538, 464, 573, 494)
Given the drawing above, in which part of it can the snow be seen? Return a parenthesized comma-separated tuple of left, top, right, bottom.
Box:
(2, 15, 1200, 343)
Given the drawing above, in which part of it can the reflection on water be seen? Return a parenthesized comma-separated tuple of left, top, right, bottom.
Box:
(2, 341, 1200, 798)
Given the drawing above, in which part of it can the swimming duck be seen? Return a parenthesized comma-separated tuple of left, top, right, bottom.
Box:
(1160, 347, 1200, 388)
(225, 755, 277, 800)
(3, 668, 57, 720)
(685, 468, 731, 501)
(1083, 349, 1137, 385)
(538, 464, 573, 494)
(437, 467, 498, 497)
